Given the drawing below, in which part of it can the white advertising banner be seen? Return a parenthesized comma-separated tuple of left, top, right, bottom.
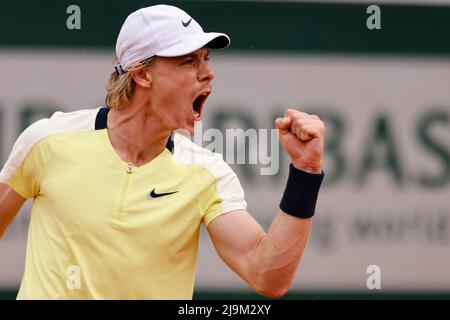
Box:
(0, 50, 449, 291)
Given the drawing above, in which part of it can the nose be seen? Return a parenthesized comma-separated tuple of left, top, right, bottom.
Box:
(198, 60, 215, 83)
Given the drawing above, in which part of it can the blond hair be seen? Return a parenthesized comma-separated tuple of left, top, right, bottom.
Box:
(105, 57, 157, 110)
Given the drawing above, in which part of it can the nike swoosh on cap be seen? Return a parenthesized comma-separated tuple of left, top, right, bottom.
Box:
(147, 188, 178, 200)
(182, 18, 192, 27)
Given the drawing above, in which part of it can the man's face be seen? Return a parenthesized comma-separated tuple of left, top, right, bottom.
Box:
(149, 47, 215, 136)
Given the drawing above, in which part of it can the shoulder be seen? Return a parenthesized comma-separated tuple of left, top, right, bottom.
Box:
(0, 107, 101, 182)
(16, 107, 100, 147)
(171, 132, 247, 216)
(172, 131, 234, 179)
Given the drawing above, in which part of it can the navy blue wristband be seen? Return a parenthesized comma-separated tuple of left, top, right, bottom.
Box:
(279, 164, 324, 219)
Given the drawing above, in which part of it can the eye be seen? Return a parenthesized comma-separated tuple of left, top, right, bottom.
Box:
(182, 58, 194, 65)
(204, 56, 210, 62)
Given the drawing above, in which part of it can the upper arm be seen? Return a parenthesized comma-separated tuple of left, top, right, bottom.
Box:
(208, 209, 313, 296)
(207, 209, 266, 285)
(0, 182, 26, 238)
(0, 118, 53, 237)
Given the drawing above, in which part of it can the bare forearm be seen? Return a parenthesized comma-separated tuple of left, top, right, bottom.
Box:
(250, 210, 312, 297)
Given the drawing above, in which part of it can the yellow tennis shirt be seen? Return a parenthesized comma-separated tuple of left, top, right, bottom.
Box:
(0, 107, 247, 299)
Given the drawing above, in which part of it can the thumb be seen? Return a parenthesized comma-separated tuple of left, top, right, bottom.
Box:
(275, 117, 291, 135)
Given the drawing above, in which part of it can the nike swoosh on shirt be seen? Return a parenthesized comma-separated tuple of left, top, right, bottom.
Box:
(182, 18, 192, 27)
(147, 188, 178, 200)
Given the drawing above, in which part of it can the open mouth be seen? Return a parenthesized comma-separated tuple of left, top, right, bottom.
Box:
(192, 92, 209, 120)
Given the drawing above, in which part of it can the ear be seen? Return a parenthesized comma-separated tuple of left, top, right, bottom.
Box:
(132, 68, 152, 89)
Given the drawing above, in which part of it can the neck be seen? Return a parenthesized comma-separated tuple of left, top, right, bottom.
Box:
(107, 99, 171, 167)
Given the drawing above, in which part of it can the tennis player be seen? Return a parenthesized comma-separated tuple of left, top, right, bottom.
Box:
(0, 5, 325, 299)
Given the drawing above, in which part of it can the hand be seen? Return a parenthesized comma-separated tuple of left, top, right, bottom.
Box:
(275, 109, 325, 174)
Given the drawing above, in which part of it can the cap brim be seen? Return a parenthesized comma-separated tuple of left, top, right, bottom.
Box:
(155, 32, 230, 57)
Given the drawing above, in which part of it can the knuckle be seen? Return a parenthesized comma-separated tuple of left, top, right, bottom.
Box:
(285, 107, 293, 113)
(296, 119, 305, 127)
(319, 121, 326, 132)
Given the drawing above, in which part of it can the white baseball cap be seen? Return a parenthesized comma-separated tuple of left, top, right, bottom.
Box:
(115, 4, 231, 73)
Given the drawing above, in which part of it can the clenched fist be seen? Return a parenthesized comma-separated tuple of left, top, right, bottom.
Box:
(275, 109, 325, 174)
